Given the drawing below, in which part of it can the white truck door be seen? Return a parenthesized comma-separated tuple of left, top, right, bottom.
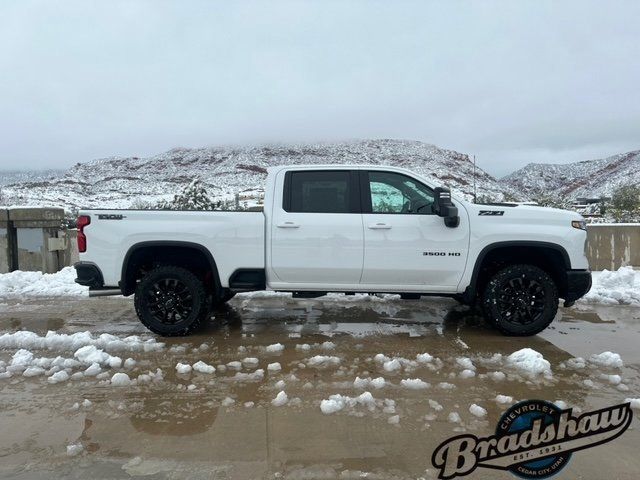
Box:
(360, 170, 469, 289)
(269, 169, 364, 285)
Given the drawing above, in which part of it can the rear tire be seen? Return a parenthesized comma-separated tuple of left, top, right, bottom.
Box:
(134, 266, 208, 336)
(482, 264, 558, 336)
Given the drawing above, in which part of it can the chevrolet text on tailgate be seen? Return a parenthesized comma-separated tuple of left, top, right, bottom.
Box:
(74, 165, 592, 337)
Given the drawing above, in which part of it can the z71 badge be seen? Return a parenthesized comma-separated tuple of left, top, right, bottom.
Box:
(479, 210, 504, 216)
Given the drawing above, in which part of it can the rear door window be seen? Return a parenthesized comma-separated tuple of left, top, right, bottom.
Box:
(284, 171, 355, 213)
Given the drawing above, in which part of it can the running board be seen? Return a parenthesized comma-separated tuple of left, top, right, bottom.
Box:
(89, 289, 122, 297)
(292, 291, 328, 298)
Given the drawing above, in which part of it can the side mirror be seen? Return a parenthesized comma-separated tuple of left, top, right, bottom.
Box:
(433, 187, 459, 228)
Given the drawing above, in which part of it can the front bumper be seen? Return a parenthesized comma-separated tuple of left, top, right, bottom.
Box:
(74, 262, 104, 289)
(564, 269, 592, 303)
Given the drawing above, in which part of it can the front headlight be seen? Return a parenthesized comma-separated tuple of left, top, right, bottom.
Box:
(571, 220, 587, 231)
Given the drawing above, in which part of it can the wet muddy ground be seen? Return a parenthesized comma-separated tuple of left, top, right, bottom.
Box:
(0, 295, 639, 479)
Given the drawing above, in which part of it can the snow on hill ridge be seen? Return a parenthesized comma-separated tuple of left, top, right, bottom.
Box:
(1, 140, 517, 211)
(502, 150, 640, 200)
(0, 169, 64, 187)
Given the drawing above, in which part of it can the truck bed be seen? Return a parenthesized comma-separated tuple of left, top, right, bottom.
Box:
(79, 209, 265, 288)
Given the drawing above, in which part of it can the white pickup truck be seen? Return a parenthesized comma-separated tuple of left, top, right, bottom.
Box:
(75, 165, 591, 337)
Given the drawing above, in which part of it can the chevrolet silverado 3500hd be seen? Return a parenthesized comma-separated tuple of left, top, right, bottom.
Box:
(75, 165, 592, 336)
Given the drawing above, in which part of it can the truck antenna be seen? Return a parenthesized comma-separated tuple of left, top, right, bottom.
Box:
(473, 154, 477, 203)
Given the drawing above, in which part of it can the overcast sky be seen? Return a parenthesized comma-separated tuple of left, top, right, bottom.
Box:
(1, 0, 639, 177)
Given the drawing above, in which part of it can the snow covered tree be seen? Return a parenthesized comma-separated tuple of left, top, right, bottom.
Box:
(535, 194, 573, 210)
(158, 179, 217, 211)
(609, 185, 640, 222)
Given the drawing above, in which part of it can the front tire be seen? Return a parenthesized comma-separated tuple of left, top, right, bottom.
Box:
(482, 264, 558, 336)
(134, 266, 208, 336)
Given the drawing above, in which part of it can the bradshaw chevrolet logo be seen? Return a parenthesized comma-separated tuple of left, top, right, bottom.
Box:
(431, 400, 633, 479)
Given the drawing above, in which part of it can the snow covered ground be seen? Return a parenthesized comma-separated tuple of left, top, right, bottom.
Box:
(581, 266, 640, 305)
(1, 265, 639, 306)
(0, 267, 88, 297)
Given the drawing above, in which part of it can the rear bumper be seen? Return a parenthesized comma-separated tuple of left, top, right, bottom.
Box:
(564, 269, 592, 303)
(74, 262, 104, 289)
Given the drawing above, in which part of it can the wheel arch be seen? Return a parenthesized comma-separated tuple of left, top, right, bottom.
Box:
(120, 241, 222, 296)
(464, 241, 571, 302)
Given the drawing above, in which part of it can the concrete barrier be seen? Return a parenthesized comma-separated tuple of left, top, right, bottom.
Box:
(0, 207, 68, 273)
(62, 229, 79, 267)
(586, 224, 640, 270)
(0, 209, 11, 273)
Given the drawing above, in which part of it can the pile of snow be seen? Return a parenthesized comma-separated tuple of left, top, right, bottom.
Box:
(192, 361, 215, 374)
(388, 414, 400, 424)
(506, 348, 552, 378)
(0, 330, 164, 354)
(271, 391, 288, 406)
(625, 398, 640, 410)
(589, 351, 624, 368)
(75, 345, 122, 368)
(1, 341, 166, 385)
(488, 371, 506, 381)
(373, 354, 419, 372)
(48, 370, 69, 384)
(0, 267, 88, 297)
(175, 363, 192, 374)
(242, 357, 259, 367)
(400, 378, 430, 390)
(416, 353, 434, 363)
(495, 394, 513, 404)
(267, 362, 282, 372)
(455, 357, 478, 378)
(561, 357, 586, 370)
(455, 357, 476, 371)
(110, 372, 131, 386)
(265, 343, 284, 353)
(353, 376, 386, 389)
(66, 443, 84, 456)
(438, 382, 456, 389)
(383, 359, 402, 372)
(582, 266, 640, 305)
(231, 369, 264, 382)
(320, 391, 376, 415)
(469, 404, 487, 418)
(448, 412, 461, 423)
(306, 355, 341, 368)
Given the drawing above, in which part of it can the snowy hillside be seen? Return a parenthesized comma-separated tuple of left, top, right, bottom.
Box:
(0, 140, 519, 211)
(502, 150, 640, 200)
(0, 169, 64, 187)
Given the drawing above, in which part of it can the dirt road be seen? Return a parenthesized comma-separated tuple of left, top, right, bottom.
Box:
(0, 295, 639, 479)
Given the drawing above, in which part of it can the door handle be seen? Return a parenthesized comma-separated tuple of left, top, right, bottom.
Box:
(277, 222, 300, 228)
(368, 223, 392, 230)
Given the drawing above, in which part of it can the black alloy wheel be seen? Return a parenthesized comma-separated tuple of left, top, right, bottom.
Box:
(482, 264, 559, 336)
(134, 266, 208, 336)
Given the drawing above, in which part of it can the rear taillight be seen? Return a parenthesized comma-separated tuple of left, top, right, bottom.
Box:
(77, 215, 91, 253)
